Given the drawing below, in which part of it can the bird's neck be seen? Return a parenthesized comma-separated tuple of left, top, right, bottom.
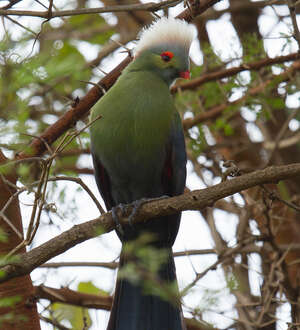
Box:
(124, 55, 176, 87)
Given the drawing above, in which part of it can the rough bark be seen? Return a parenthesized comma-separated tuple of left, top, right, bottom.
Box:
(0, 151, 40, 330)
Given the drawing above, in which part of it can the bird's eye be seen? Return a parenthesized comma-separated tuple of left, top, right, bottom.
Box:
(160, 51, 174, 62)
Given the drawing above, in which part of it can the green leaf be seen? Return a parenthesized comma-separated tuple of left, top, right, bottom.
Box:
(0, 254, 20, 267)
(50, 282, 110, 329)
(77, 281, 108, 296)
(51, 302, 92, 330)
(16, 163, 30, 178)
(242, 33, 265, 62)
(266, 97, 285, 110)
(95, 224, 105, 236)
(0, 228, 8, 243)
(77, 281, 100, 294)
(224, 123, 234, 136)
(226, 273, 239, 291)
(0, 295, 21, 307)
(0, 162, 14, 176)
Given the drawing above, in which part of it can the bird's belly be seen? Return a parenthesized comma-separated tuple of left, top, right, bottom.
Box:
(102, 143, 166, 204)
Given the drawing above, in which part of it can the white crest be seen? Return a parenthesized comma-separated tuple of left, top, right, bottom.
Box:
(134, 17, 195, 56)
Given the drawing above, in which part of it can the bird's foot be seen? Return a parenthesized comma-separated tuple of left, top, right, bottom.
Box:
(128, 195, 169, 226)
(111, 203, 126, 235)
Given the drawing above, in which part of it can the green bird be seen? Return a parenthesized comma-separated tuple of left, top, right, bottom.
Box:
(90, 17, 194, 330)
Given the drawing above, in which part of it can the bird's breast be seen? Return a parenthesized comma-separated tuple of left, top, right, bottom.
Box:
(90, 70, 175, 201)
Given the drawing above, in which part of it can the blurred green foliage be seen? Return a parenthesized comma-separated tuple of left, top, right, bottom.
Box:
(50, 281, 109, 330)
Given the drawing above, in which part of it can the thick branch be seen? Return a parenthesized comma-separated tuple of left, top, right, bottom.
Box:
(1, 163, 300, 283)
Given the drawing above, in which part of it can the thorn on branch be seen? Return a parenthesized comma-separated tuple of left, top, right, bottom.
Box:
(110, 38, 133, 58)
(95, 66, 108, 76)
(25, 294, 38, 308)
(79, 80, 107, 96)
(71, 96, 80, 108)
(151, 12, 161, 19)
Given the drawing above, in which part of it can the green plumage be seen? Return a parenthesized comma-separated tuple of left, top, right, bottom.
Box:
(90, 55, 177, 202)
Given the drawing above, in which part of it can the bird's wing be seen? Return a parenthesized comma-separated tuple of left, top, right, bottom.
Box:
(162, 111, 187, 197)
(91, 152, 115, 211)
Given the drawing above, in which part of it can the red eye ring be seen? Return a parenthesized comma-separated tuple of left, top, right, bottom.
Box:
(160, 51, 174, 62)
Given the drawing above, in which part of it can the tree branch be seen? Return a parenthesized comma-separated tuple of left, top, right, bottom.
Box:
(1, 163, 300, 283)
(34, 285, 112, 310)
(39, 261, 118, 269)
(0, 0, 181, 18)
(38, 243, 300, 269)
(287, 0, 300, 49)
(47, 176, 105, 214)
(0, 0, 23, 10)
(38, 250, 220, 270)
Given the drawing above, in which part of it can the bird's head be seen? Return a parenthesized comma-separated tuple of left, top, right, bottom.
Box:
(130, 17, 195, 86)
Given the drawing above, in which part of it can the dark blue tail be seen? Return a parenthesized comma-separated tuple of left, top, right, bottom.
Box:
(107, 248, 185, 330)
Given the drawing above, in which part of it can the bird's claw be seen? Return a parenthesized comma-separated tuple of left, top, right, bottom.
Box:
(128, 195, 170, 226)
(111, 204, 126, 235)
(128, 199, 143, 226)
(112, 195, 170, 232)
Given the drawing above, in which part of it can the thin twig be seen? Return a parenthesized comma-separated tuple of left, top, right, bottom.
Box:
(261, 185, 300, 212)
(0, 209, 23, 239)
(4, 15, 37, 35)
(39, 315, 70, 330)
(47, 176, 105, 214)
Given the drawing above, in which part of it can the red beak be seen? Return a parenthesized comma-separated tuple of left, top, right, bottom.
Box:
(179, 71, 190, 79)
